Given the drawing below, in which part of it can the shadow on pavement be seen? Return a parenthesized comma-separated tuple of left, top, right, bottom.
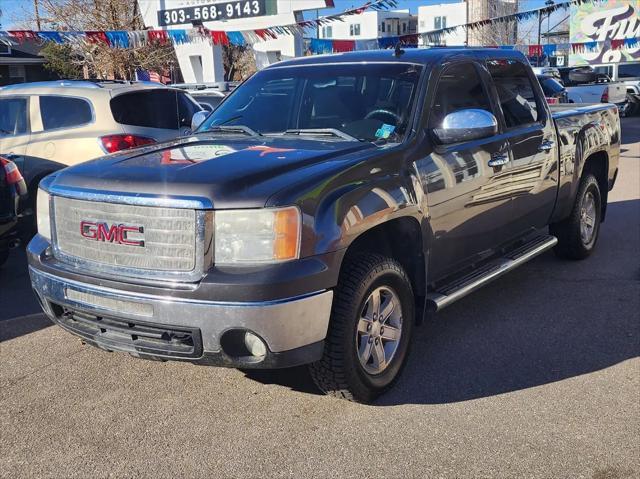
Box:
(244, 199, 640, 405)
(0, 247, 51, 341)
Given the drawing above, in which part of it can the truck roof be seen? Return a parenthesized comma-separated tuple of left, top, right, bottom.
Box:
(273, 47, 528, 68)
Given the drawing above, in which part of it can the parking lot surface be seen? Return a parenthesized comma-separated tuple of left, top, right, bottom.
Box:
(1, 118, 639, 479)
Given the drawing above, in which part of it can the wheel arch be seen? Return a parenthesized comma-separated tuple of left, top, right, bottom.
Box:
(339, 216, 427, 323)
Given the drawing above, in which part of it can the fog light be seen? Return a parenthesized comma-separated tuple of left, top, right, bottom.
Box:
(244, 332, 267, 357)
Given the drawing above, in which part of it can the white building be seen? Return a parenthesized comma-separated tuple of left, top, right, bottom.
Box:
(318, 10, 417, 39)
(137, 1, 334, 83)
(418, 2, 468, 46)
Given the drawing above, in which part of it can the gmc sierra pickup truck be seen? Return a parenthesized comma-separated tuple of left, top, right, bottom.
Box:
(28, 49, 620, 403)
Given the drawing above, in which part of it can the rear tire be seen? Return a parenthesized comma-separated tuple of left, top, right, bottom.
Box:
(309, 253, 414, 403)
(550, 173, 602, 260)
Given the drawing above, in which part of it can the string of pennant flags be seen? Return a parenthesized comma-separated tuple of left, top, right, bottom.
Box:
(0, 0, 399, 47)
(0, 0, 637, 54)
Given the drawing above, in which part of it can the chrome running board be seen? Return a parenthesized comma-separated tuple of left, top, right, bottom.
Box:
(426, 235, 558, 312)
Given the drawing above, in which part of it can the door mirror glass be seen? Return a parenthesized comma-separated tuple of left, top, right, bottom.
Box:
(191, 110, 208, 132)
(432, 109, 498, 145)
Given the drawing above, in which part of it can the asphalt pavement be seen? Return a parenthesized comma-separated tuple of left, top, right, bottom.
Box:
(1, 118, 639, 479)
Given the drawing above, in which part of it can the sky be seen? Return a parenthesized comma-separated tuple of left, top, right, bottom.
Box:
(1, 0, 552, 36)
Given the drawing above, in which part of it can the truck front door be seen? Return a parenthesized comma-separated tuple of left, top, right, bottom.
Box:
(485, 58, 558, 234)
(417, 60, 516, 282)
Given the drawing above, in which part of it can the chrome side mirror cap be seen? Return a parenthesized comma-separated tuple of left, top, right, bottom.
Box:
(432, 109, 498, 145)
(191, 110, 209, 132)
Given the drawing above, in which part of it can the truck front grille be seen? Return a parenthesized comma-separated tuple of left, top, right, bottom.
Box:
(53, 196, 197, 273)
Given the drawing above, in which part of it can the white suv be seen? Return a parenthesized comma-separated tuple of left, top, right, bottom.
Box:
(0, 80, 203, 166)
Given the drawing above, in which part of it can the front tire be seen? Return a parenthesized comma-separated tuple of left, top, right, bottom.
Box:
(550, 173, 602, 259)
(309, 253, 414, 403)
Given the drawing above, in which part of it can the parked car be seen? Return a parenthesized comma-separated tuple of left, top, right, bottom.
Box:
(171, 83, 227, 111)
(28, 49, 620, 403)
(0, 156, 27, 267)
(593, 62, 640, 116)
(536, 74, 568, 104)
(0, 80, 203, 222)
(555, 66, 626, 106)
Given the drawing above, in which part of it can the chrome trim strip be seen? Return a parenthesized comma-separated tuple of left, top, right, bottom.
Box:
(427, 236, 558, 311)
(44, 183, 213, 210)
(30, 266, 334, 353)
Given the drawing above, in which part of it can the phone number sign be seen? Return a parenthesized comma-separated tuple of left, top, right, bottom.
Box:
(158, 0, 268, 26)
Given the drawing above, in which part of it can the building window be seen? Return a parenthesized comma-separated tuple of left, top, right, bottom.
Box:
(381, 22, 385, 33)
(322, 26, 333, 38)
(350, 24, 361, 36)
(402, 23, 407, 33)
(420, 20, 425, 28)
(434, 16, 447, 29)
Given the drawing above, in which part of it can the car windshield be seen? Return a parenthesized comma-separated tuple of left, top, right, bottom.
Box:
(198, 63, 423, 143)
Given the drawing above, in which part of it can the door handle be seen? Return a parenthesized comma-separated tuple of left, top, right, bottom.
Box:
(538, 140, 555, 152)
(488, 153, 509, 167)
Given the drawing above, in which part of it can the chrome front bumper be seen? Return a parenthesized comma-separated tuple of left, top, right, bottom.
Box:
(29, 264, 333, 368)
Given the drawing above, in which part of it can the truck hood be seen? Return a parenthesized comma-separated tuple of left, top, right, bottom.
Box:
(47, 135, 376, 209)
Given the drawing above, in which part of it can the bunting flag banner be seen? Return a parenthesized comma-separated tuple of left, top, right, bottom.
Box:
(0, 0, 397, 48)
(419, 0, 604, 44)
(1, 0, 637, 56)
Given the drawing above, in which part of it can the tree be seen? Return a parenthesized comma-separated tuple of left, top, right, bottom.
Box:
(222, 45, 257, 82)
(21, 0, 177, 80)
(41, 42, 83, 78)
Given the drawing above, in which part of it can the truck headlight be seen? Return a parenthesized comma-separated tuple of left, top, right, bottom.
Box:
(36, 189, 52, 241)
(214, 207, 301, 265)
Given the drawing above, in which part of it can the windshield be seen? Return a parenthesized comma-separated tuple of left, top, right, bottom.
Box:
(199, 63, 422, 143)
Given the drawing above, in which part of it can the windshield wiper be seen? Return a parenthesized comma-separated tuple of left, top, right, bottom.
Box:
(279, 128, 359, 142)
(197, 125, 262, 137)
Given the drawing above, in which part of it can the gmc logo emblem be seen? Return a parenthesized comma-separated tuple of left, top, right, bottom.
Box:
(80, 221, 145, 247)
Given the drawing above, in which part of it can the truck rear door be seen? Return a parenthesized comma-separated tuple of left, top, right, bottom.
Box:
(485, 58, 558, 234)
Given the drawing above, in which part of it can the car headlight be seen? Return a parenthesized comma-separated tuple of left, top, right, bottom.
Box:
(214, 207, 301, 265)
(36, 189, 52, 241)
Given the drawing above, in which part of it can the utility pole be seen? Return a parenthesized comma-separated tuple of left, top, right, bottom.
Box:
(33, 0, 42, 30)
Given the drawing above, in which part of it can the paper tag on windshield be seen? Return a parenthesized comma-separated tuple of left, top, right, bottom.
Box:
(375, 124, 396, 139)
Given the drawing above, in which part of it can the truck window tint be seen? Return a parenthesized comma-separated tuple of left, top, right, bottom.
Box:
(488, 60, 539, 128)
(0, 98, 28, 136)
(40, 96, 92, 130)
(618, 63, 640, 78)
(428, 62, 492, 129)
(111, 90, 200, 129)
(201, 63, 422, 142)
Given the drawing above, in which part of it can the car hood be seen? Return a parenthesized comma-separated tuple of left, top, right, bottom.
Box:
(47, 135, 376, 209)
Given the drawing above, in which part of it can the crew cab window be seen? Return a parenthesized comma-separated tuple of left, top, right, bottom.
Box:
(40, 96, 93, 130)
(488, 60, 540, 128)
(0, 97, 28, 136)
(428, 62, 492, 129)
(111, 90, 201, 129)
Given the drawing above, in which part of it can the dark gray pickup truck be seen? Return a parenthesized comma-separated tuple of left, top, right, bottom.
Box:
(28, 49, 620, 402)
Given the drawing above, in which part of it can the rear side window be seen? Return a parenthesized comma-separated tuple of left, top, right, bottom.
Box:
(0, 97, 28, 135)
(110, 90, 201, 129)
(40, 96, 93, 130)
(428, 62, 492, 129)
(618, 63, 640, 79)
(487, 60, 540, 128)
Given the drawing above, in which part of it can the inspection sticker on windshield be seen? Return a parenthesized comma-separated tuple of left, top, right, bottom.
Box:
(375, 124, 396, 139)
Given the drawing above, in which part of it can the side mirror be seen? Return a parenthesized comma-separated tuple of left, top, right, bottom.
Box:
(432, 109, 498, 145)
(191, 110, 209, 132)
